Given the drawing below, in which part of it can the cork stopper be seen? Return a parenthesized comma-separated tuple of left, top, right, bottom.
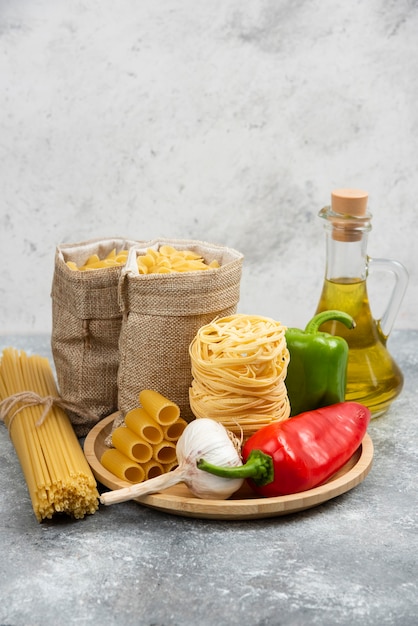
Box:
(325, 188, 371, 242)
(331, 189, 368, 217)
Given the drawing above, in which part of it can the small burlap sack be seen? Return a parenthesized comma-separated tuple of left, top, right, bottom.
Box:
(117, 239, 244, 423)
(51, 238, 137, 436)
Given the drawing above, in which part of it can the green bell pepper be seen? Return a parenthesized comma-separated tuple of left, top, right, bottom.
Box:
(285, 310, 355, 416)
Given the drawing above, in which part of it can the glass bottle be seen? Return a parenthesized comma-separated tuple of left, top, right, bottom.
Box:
(314, 189, 408, 417)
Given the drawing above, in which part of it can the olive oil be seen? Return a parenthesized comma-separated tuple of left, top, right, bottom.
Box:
(314, 189, 408, 417)
(315, 278, 403, 417)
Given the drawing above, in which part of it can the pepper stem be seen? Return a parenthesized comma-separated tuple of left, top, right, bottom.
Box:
(304, 310, 355, 334)
(197, 449, 274, 487)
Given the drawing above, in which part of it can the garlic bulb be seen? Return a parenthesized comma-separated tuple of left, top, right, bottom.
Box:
(100, 418, 244, 506)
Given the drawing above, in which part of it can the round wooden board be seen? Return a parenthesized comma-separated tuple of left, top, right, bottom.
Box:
(84, 413, 374, 520)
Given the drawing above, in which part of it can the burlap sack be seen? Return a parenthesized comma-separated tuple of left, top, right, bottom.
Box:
(51, 237, 137, 436)
(117, 239, 244, 422)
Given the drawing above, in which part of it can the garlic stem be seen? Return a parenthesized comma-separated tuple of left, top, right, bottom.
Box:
(100, 466, 187, 505)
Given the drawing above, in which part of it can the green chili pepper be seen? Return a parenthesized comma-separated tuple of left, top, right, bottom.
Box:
(285, 310, 355, 416)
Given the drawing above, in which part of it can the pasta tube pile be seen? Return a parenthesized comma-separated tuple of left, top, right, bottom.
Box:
(189, 314, 290, 439)
(0, 348, 99, 522)
(101, 390, 187, 483)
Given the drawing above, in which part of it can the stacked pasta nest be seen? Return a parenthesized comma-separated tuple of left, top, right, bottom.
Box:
(189, 314, 290, 440)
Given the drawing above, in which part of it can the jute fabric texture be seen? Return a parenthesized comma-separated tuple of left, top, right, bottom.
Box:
(117, 239, 244, 423)
(51, 238, 137, 436)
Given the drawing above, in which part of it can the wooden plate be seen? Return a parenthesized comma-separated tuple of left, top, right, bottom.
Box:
(84, 414, 374, 520)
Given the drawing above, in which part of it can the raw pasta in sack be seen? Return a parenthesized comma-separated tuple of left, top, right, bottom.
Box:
(117, 239, 244, 423)
(51, 238, 137, 436)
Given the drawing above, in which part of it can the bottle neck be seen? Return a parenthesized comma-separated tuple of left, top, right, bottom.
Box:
(324, 230, 369, 282)
(320, 206, 371, 282)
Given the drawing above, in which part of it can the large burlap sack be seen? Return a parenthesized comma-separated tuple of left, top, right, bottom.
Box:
(117, 239, 244, 422)
(51, 237, 137, 436)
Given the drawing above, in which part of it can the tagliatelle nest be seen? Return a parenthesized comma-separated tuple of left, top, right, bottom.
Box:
(189, 314, 291, 440)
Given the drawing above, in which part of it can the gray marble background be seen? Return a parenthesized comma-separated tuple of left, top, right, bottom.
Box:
(1, 0, 417, 333)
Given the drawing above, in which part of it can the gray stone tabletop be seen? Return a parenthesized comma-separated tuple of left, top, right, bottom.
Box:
(0, 331, 417, 626)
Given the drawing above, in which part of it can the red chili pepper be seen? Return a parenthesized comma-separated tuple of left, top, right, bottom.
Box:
(197, 402, 370, 497)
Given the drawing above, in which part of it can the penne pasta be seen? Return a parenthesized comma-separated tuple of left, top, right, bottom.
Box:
(101, 391, 189, 486)
(152, 441, 177, 465)
(124, 407, 164, 444)
(142, 459, 165, 480)
(101, 448, 145, 483)
(139, 389, 180, 426)
(162, 418, 188, 442)
(111, 426, 153, 464)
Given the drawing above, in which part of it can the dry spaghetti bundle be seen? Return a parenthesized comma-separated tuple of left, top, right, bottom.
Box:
(189, 314, 290, 439)
(0, 348, 99, 522)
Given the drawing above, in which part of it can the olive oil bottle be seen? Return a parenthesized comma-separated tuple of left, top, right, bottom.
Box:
(315, 189, 408, 417)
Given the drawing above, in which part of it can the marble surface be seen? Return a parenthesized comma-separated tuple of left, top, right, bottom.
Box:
(1, 331, 417, 626)
(1, 1, 417, 334)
